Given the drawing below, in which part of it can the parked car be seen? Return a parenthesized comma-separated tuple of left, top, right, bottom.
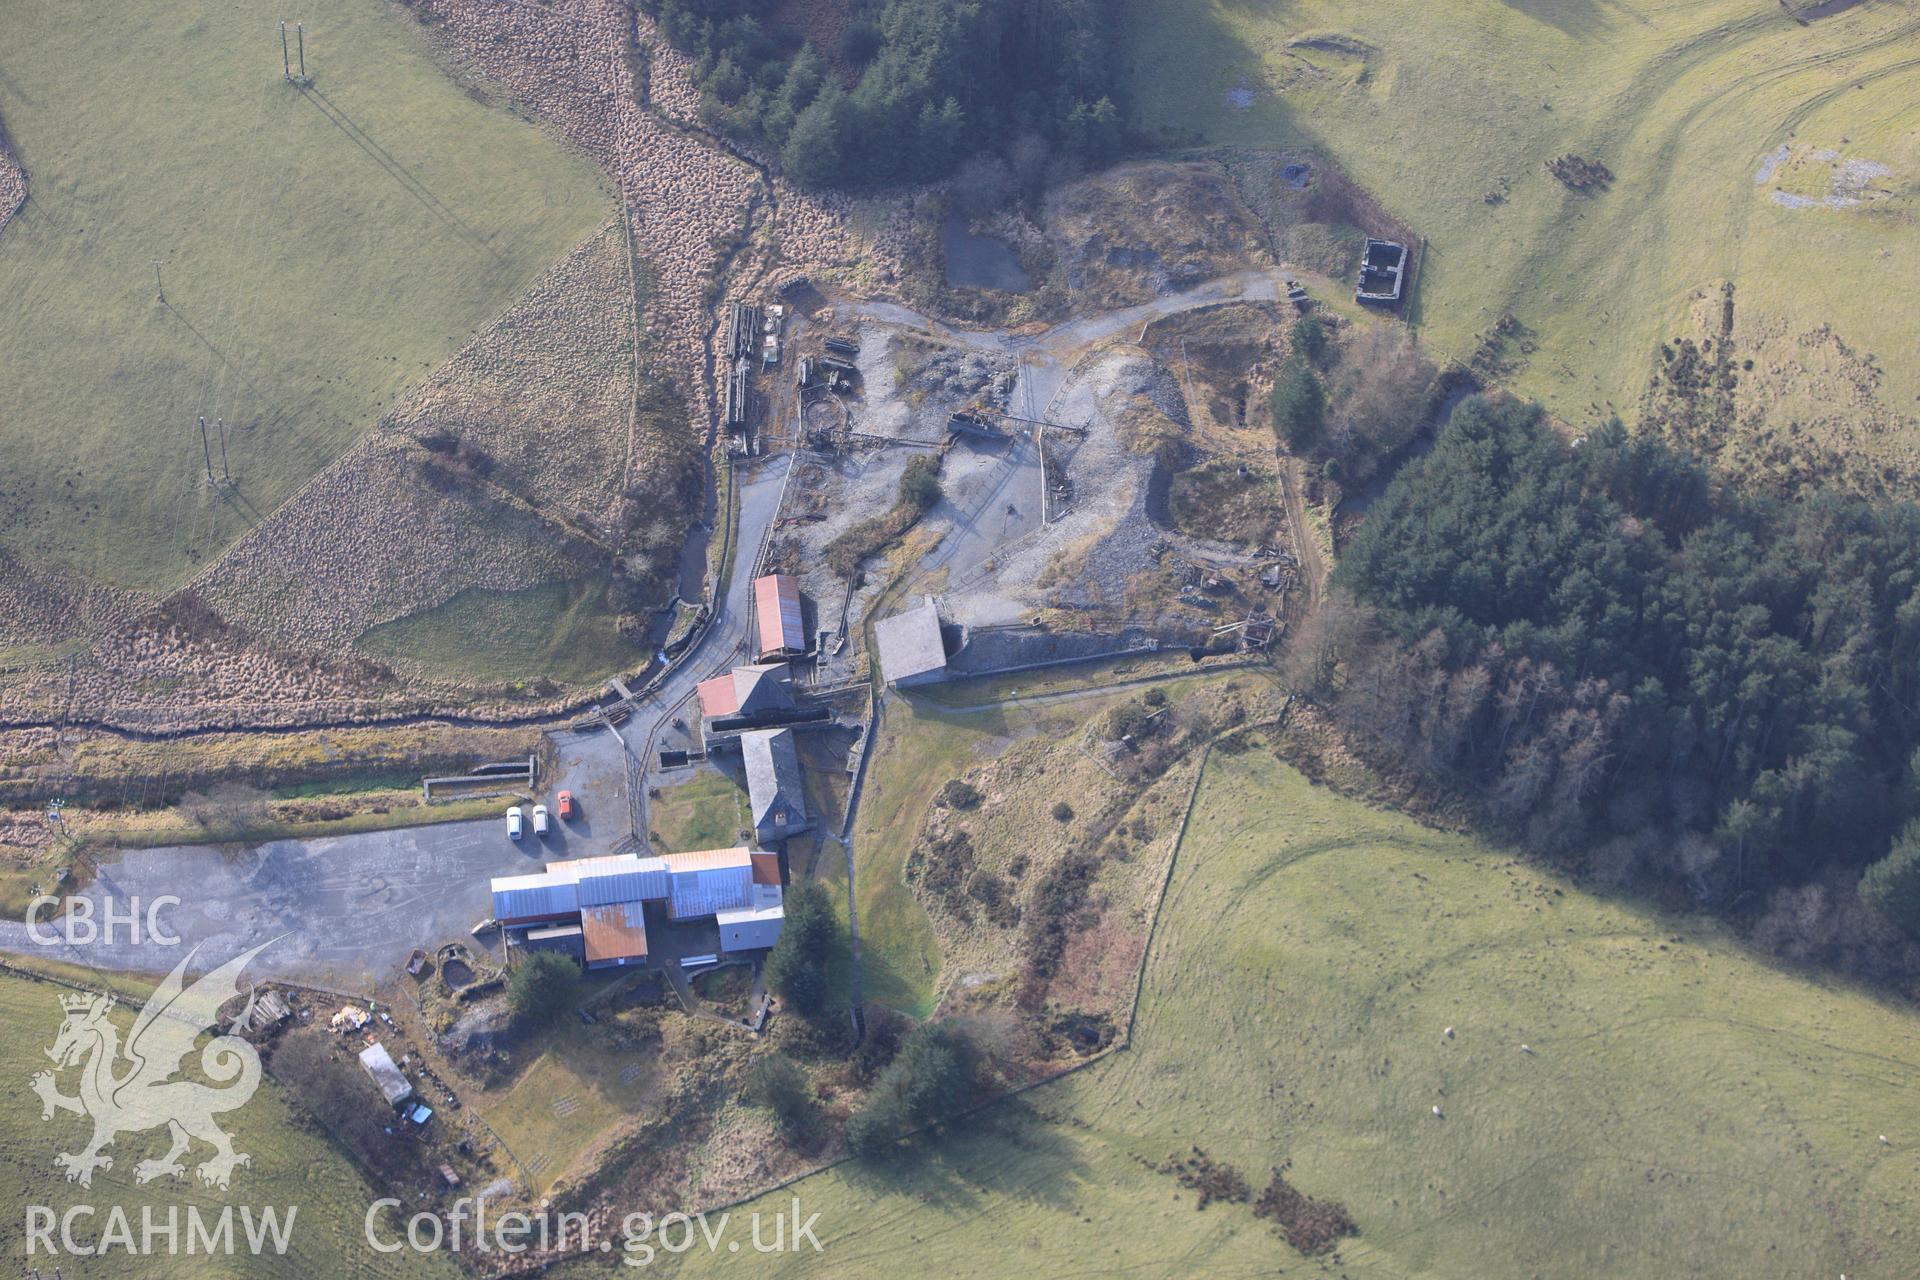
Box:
(556, 790, 575, 821)
(506, 806, 524, 840)
(532, 804, 550, 837)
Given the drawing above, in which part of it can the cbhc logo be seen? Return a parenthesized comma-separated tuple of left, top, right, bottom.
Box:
(26, 895, 182, 946)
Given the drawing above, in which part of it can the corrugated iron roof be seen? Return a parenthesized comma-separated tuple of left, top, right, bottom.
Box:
(698, 665, 794, 721)
(661, 847, 754, 873)
(670, 870, 754, 920)
(525, 923, 583, 942)
(697, 674, 740, 718)
(578, 860, 668, 906)
(580, 901, 649, 965)
(549, 853, 669, 906)
(754, 574, 806, 659)
(664, 848, 754, 920)
(490, 871, 579, 924)
(546, 854, 620, 876)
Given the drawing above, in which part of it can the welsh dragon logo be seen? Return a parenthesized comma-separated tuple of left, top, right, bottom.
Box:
(30, 941, 275, 1190)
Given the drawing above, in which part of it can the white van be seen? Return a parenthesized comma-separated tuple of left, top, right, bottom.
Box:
(506, 806, 524, 840)
(531, 804, 550, 837)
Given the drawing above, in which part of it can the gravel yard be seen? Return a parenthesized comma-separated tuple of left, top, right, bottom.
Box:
(0, 819, 532, 989)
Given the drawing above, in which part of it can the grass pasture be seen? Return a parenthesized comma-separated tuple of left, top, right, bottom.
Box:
(0, 971, 458, 1277)
(648, 765, 748, 851)
(0, 0, 609, 590)
(838, 670, 1272, 1017)
(353, 574, 642, 686)
(1123, 0, 1920, 451)
(826, 698, 1005, 1017)
(595, 741, 1920, 1279)
(480, 1018, 662, 1195)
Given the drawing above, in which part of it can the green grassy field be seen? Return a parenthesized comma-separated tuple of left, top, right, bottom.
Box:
(837, 670, 1267, 1017)
(0, 0, 609, 590)
(354, 574, 642, 685)
(0, 971, 459, 1277)
(481, 1016, 662, 1195)
(1122, 0, 1920, 441)
(583, 741, 1920, 1279)
(649, 766, 749, 852)
(822, 698, 1003, 1017)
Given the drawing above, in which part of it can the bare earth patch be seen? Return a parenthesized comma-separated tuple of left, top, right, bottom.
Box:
(1046, 161, 1272, 311)
(0, 123, 21, 236)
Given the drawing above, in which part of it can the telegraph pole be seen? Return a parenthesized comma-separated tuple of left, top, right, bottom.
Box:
(279, 22, 291, 81)
(297, 24, 306, 81)
(197, 416, 215, 482)
(152, 259, 165, 302)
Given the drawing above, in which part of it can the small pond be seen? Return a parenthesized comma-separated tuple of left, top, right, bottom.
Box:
(942, 212, 1030, 292)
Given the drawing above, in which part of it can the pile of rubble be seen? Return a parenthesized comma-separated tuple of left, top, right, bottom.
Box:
(0, 139, 21, 236)
(904, 342, 1014, 405)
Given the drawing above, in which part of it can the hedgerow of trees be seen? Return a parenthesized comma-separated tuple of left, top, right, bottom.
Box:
(845, 1022, 975, 1156)
(645, 0, 1123, 187)
(1311, 396, 1920, 966)
(1271, 321, 1439, 492)
(764, 878, 838, 1015)
(507, 951, 580, 1026)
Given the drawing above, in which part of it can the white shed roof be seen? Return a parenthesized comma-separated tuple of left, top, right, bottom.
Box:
(715, 882, 785, 926)
(554, 853, 669, 906)
(358, 1042, 413, 1107)
(490, 871, 579, 924)
(716, 884, 786, 951)
(663, 848, 755, 920)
